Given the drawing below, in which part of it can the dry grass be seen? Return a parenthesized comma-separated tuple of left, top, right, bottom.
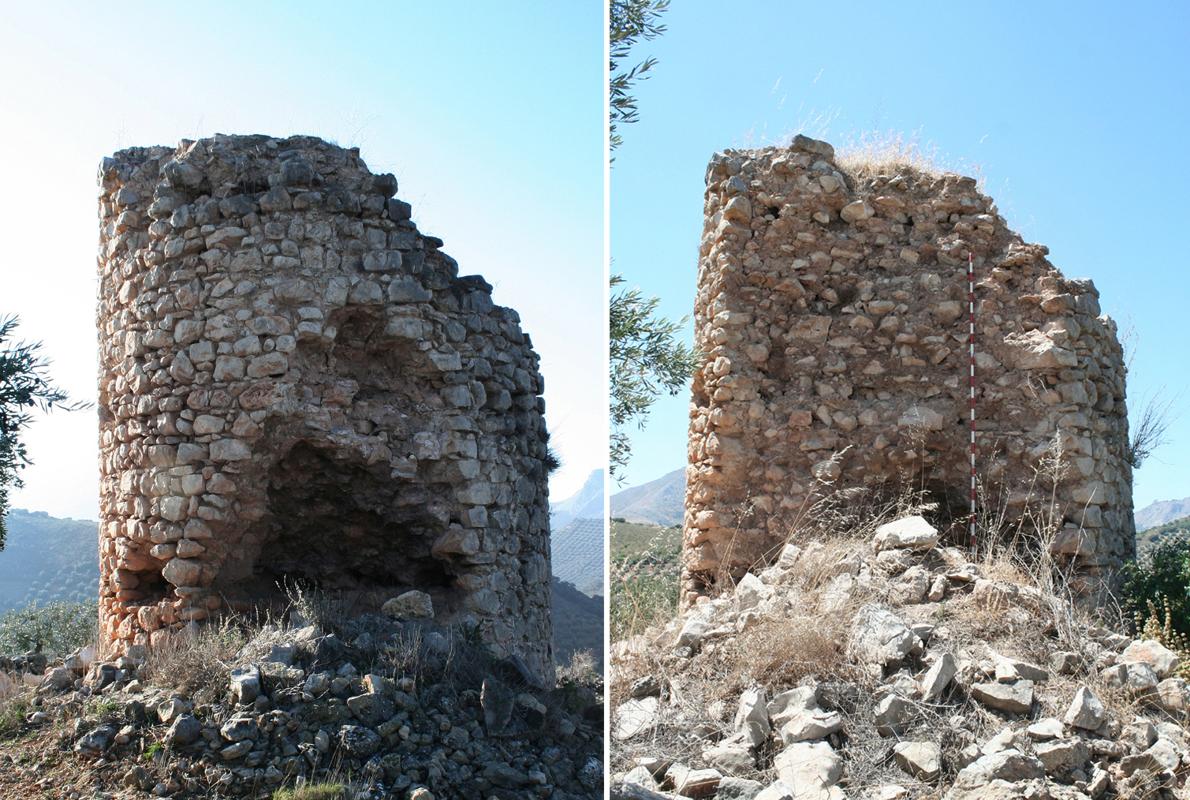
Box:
(142, 617, 246, 700)
(830, 129, 986, 189)
(272, 783, 345, 800)
(558, 649, 600, 686)
(0, 689, 30, 741)
(727, 614, 847, 692)
(836, 130, 942, 179)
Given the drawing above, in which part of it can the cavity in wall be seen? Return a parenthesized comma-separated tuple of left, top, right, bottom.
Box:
(684, 135, 1133, 605)
(96, 134, 554, 683)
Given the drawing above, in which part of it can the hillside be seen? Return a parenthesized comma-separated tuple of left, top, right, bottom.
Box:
(1135, 496, 1190, 531)
(1137, 514, 1190, 555)
(610, 468, 685, 527)
(610, 520, 681, 565)
(552, 517, 605, 598)
(551, 469, 606, 529)
(609, 521, 682, 642)
(0, 509, 97, 615)
(551, 577, 604, 669)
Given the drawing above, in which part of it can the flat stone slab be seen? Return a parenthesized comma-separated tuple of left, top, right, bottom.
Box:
(971, 680, 1034, 714)
(872, 516, 939, 552)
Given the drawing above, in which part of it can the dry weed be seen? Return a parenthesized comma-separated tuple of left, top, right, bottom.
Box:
(833, 129, 983, 187)
(558, 650, 599, 686)
(142, 617, 246, 700)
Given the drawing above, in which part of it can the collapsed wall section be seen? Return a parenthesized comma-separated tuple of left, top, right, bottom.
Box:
(684, 135, 1133, 605)
(96, 134, 554, 683)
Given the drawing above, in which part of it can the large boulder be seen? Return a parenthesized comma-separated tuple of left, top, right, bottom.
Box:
(919, 652, 957, 702)
(381, 590, 434, 620)
(952, 749, 1044, 791)
(971, 681, 1034, 715)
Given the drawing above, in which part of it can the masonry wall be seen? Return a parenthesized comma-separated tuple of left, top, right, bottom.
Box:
(684, 135, 1133, 604)
(97, 134, 553, 683)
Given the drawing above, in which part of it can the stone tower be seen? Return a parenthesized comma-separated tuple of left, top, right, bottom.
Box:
(96, 134, 554, 683)
(684, 135, 1133, 605)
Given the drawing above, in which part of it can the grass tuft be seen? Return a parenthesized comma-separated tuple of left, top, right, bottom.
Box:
(272, 782, 346, 800)
(142, 617, 246, 700)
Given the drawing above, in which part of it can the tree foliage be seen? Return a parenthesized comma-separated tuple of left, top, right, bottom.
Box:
(0, 316, 83, 549)
(1122, 533, 1190, 638)
(0, 599, 97, 656)
(609, 0, 669, 153)
(609, 276, 697, 481)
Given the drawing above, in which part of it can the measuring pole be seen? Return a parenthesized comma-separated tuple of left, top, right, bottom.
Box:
(967, 251, 977, 553)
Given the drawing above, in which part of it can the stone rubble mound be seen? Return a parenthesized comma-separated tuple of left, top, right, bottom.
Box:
(2, 604, 602, 799)
(611, 515, 1190, 800)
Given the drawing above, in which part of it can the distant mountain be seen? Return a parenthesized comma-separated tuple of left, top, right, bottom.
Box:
(1136, 497, 1190, 531)
(550, 577, 602, 670)
(0, 509, 98, 614)
(610, 467, 685, 527)
(550, 469, 604, 529)
(551, 518, 603, 598)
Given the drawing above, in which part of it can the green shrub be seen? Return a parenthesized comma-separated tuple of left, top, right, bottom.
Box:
(1122, 534, 1190, 637)
(0, 599, 96, 656)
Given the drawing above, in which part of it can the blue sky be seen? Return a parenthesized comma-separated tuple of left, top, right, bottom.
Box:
(613, 0, 1190, 512)
(0, 1, 604, 519)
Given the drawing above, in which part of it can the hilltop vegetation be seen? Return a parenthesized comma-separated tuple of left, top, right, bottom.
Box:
(610, 520, 681, 641)
(1137, 514, 1190, 555)
(552, 577, 605, 670)
(0, 508, 97, 614)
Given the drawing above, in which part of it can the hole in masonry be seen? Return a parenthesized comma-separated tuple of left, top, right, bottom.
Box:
(213, 441, 462, 620)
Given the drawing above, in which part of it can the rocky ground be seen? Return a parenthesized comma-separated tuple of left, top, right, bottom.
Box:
(610, 514, 1190, 799)
(0, 594, 603, 799)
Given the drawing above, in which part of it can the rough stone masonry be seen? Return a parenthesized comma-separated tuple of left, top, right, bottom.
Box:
(96, 134, 554, 683)
(683, 135, 1133, 605)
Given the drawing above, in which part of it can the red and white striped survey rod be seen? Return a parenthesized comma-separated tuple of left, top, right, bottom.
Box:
(967, 250, 977, 551)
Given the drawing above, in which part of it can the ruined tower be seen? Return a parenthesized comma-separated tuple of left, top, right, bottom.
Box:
(96, 134, 554, 682)
(684, 135, 1133, 604)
